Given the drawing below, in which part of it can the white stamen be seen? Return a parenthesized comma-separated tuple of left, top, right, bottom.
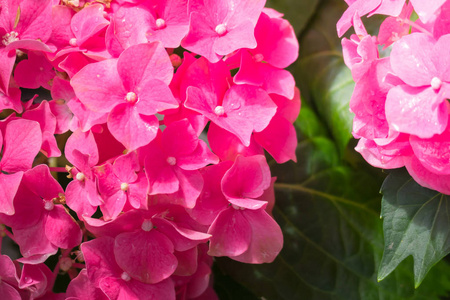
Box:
(69, 38, 77, 47)
(253, 53, 264, 63)
(166, 156, 176, 166)
(120, 182, 129, 191)
(76, 172, 85, 181)
(431, 77, 442, 90)
(125, 92, 137, 103)
(232, 204, 245, 210)
(2, 31, 19, 46)
(155, 18, 166, 29)
(214, 106, 225, 116)
(121, 272, 131, 282)
(141, 219, 153, 232)
(44, 200, 55, 211)
(215, 24, 227, 36)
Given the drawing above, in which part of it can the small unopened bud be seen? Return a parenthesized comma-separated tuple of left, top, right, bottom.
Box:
(431, 77, 442, 90)
(155, 18, 166, 29)
(125, 92, 137, 103)
(121, 272, 131, 282)
(215, 24, 227, 36)
(44, 200, 55, 211)
(214, 106, 225, 116)
(59, 257, 73, 272)
(170, 54, 182, 68)
(253, 53, 264, 63)
(76, 172, 85, 181)
(166, 156, 177, 166)
(141, 219, 153, 232)
(120, 182, 129, 191)
(69, 38, 77, 46)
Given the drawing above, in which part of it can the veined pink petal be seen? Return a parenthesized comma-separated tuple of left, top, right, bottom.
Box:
(385, 85, 448, 138)
(254, 115, 298, 163)
(161, 119, 198, 158)
(107, 103, 159, 151)
(230, 208, 283, 263)
(222, 155, 271, 200)
(410, 0, 446, 22)
(390, 33, 436, 87)
(114, 230, 178, 284)
(13, 51, 54, 90)
(207, 207, 251, 257)
(188, 162, 232, 226)
(0, 172, 22, 215)
(0, 119, 42, 173)
(208, 122, 264, 162)
(45, 206, 82, 249)
(71, 59, 126, 113)
(13, 219, 58, 260)
(71, 4, 109, 46)
(404, 156, 450, 195)
(117, 42, 173, 88)
(410, 125, 450, 175)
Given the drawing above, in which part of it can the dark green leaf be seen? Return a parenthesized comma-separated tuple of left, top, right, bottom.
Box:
(293, 0, 355, 155)
(378, 168, 450, 287)
(266, 0, 320, 35)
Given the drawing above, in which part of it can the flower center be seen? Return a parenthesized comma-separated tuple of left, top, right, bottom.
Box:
(120, 182, 129, 191)
(44, 200, 55, 211)
(431, 77, 442, 90)
(214, 106, 225, 116)
(166, 156, 177, 166)
(125, 92, 137, 104)
(253, 53, 264, 63)
(121, 272, 131, 282)
(69, 38, 77, 46)
(76, 172, 85, 181)
(2, 31, 19, 46)
(215, 24, 227, 36)
(141, 219, 153, 232)
(155, 18, 166, 29)
(232, 204, 245, 210)
(59, 257, 73, 272)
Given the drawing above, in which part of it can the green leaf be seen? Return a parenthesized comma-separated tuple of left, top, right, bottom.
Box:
(266, 0, 320, 35)
(378, 168, 450, 287)
(293, 0, 355, 156)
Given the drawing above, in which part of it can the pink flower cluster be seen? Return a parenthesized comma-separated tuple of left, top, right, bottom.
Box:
(339, 0, 450, 195)
(0, 0, 299, 298)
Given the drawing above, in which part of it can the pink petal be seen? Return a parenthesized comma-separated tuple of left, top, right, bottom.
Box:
(45, 206, 82, 249)
(410, 125, 450, 175)
(385, 85, 448, 138)
(14, 219, 58, 261)
(222, 155, 271, 200)
(161, 119, 198, 158)
(404, 156, 450, 195)
(13, 51, 54, 89)
(107, 104, 159, 151)
(71, 59, 126, 113)
(0, 119, 42, 173)
(188, 162, 232, 225)
(154, 218, 211, 252)
(410, 0, 446, 22)
(81, 237, 123, 285)
(71, 4, 109, 46)
(230, 208, 283, 263)
(66, 270, 109, 300)
(0, 172, 22, 215)
(390, 33, 436, 87)
(65, 129, 99, 167)
(207, 207, 251, 257)
(114, 230, 177, 284)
